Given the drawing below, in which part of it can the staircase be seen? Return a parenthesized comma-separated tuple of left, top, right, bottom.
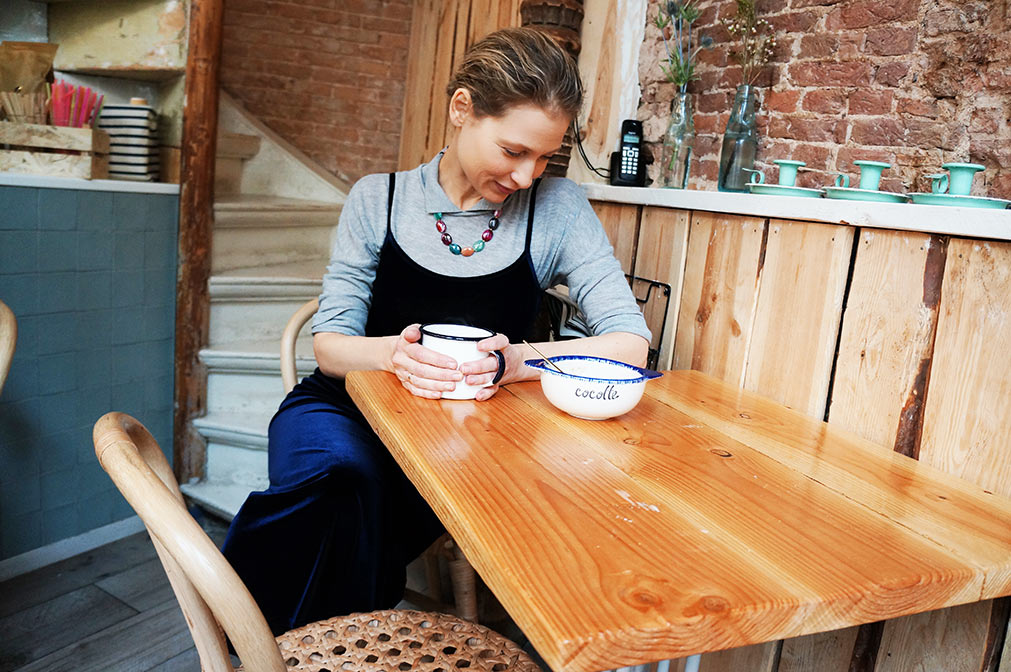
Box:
(179, 92, 347, 519)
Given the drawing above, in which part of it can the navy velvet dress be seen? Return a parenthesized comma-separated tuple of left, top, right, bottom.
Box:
(222, 175, 544, 635)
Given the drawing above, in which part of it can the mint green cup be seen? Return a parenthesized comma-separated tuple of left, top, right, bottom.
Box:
(854, 160, 890, 191)
(943, 162, 985, 196)
(773, 160, 805, 187)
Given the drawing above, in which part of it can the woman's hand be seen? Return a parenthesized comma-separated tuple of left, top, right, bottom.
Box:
(390, 324, 463, 399)
(459, 332, 509, 401)
(391, 325, 509, 401)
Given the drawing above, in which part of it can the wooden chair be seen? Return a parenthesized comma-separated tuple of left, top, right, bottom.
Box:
(0, 299, 17, 394)
(280, 298, 479, 622)
(93, 412, 539, 672)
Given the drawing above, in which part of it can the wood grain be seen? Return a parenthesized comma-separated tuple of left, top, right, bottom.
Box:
(0, 122, 110, 153)
(875, 602, 988, 672)
(590, 200, 640, 274)
(0, 148, 108, 179)
(894, 237, 1011, 672)
(346, 369, 1011, 672)
(785, 229, 944, 672)
(743, 219, 854, 418)
(175, 0, 223, 481)
(828, 229, 945, 455)
(673, 212, 766, 384)
(633, 207, 691, 370)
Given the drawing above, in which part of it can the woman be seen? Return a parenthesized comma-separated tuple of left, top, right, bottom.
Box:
(222, 27, 650, 635)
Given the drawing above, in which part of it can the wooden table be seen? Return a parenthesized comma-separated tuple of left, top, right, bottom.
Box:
(346, 369, 1011, 672)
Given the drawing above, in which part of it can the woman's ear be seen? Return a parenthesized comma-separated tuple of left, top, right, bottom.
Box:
(448, 88, 473, 128)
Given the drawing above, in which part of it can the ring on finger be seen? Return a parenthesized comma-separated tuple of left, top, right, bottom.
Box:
(406, 372, 413, 384)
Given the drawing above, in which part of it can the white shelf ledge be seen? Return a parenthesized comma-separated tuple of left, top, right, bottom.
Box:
(582, 184, 1011, 241)
(0, 173, 180, 194)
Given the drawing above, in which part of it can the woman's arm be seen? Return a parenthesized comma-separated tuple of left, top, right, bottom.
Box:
(495, 332, 649, 385)
(314, 326, 469, 400)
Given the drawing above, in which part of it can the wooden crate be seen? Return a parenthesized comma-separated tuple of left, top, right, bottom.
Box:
(0, 122, 110, 179)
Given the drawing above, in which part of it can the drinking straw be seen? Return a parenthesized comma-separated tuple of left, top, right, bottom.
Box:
(91, 94, 104, 127)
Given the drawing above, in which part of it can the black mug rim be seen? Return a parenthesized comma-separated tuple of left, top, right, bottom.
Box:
(419, 323, 495, 342)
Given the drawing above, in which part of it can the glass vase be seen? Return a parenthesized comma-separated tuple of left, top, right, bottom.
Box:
(661, 92, 695, 189)
(717, 84, 759, 192)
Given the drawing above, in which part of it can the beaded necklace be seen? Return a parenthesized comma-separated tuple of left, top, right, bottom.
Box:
(434, 209, 501, 257)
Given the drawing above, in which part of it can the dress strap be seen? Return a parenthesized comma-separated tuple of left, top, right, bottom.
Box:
(524, 178, 541, 251)
(387, 172, 396, 234)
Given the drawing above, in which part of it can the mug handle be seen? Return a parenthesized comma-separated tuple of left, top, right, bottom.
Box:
(834, 174, 850, 188)
(931, 174, 949, 194)
(491, 350, 506, 384)
(744, 168, 764, 184)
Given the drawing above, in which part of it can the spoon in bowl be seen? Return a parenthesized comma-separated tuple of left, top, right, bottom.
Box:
(523, 340, 567, 374)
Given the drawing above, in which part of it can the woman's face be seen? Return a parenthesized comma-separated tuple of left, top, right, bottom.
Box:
(454, 101, 570, 203)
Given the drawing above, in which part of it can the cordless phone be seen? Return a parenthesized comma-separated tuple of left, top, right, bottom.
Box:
(609, 119, 645, 187)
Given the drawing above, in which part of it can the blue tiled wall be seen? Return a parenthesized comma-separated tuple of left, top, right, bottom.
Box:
(0, 185, 178, 560)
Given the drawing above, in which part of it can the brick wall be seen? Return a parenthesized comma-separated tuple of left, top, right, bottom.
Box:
(220, 0, 413, 184)
(638, 0, 1011, 199)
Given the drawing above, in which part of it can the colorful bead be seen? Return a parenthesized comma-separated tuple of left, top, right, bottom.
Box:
(433, 208, 503, 257)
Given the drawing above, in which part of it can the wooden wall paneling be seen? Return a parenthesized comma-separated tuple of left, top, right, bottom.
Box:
(590, 200, 640, 274)
(672, 212, 767, 385)
(399, 0, 521, 170)
(891, 237, 1011, 672)
(399, 0, 443, 170)
(778, 229, 945, 672)
(743, 219, 855, 418)
(778, 628, 858, 672)
(698, 644, 780, 672)
(632, 206, 690, 370)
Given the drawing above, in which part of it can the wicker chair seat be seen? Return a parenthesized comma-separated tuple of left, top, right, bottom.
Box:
(262, 609, 539, 672)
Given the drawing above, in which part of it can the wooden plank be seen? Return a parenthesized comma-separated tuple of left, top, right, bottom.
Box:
(827, 230, 945, 454)
(632, 206, 690, 370)
(0, 122, 109, 153)
(16, 598, 192, 672)
(882, 237, 1011, 672)
(778, 627, 858, 672)
(590, 200, 640, 274)
(145, 647, 200, 672)
(0, 585, 138, 669)
(875, 602, 989, 672)
(175, 0, 224, 481)
(672, 211, 766, 385)
(0, 532, 157, 619)
(783, 229, 945, 672)
(94, 557, 175, 612)
(0, 148, 106, 179)
(698, 644, 779, 672)
(743, 219, 854, 418)
(399, 0, 441, 170)
(920, 237, 1011, 498)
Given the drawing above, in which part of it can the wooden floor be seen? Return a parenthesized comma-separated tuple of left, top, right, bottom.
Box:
(0, 516, 538, 672)
(0, 517, 229, 672)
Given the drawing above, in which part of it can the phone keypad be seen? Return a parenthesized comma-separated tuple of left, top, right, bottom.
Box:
(622, 147, 638, 176)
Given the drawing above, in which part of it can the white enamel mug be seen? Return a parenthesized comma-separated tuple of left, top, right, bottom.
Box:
(419, 324, 504, 400)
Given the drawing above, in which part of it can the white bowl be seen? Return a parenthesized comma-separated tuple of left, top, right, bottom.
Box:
(524, 355, 662, 420)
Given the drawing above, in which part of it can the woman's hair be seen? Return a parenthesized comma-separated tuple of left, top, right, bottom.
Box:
(446, 27, 583, 120)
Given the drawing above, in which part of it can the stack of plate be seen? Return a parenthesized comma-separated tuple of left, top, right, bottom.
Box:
(97, 102, 159, 181)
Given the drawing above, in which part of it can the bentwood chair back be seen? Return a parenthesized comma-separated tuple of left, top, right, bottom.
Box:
(0, 299, 18, 395)
(93, 412, 536, 672)
(281, 297, 319, 393)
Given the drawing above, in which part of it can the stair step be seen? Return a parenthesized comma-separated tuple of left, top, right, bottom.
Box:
(217, 132, 262, 160)
(208, 267, 322, 347)
(212, 195, 339, 272)
(194, 410, 270, 449)
(201, 349, 311, 417)
(181, 479, 257, 521)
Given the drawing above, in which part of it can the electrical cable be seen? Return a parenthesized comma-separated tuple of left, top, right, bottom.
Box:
(572, 116, 610, 179)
